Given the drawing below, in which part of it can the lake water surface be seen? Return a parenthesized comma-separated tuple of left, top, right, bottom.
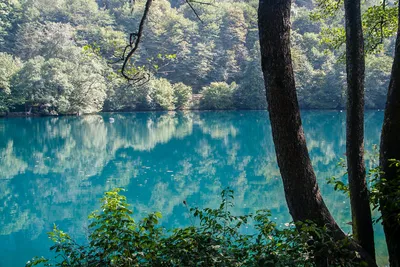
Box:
(0, 111, 388, 266)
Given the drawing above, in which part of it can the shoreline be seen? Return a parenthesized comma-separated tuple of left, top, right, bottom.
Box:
(0, 108, 386, 119)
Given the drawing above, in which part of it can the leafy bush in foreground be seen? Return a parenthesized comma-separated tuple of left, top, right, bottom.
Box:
(26, 188, 363, 267)
(326, 156, 400, 228)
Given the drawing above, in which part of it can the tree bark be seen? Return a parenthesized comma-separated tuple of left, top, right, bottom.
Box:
(344, 0, 375, 260)
(379, 2, 400, 266)
(257, 1, 377, 265)
(258, 0, 339, 230)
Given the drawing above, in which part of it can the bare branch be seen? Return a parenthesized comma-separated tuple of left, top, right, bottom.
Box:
(185, 0, 204, 23)
(121, 0, 154, 81)
(188, 0, 215, 6)
(119, 0, 205, 82)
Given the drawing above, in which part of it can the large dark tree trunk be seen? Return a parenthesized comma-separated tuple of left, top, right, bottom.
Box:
(379, 2, 400, 266)
(257, 1, 377, 266)
(344, 0, 375, 260)
(258, 0, 339, 229)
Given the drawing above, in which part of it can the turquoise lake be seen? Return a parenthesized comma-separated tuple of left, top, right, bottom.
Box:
(0, 111, 388, 266)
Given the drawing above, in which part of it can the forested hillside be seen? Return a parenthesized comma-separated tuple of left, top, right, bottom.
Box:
(0, 0, 394, 114)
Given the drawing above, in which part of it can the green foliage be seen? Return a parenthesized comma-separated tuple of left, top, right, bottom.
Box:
(16, 22, 77, 60)
(104, 76, 191, 111)
(26, 188, 363, 267)
(0, 52, 21, 111)
(201, 82, 237, 110)
(0, 52, 20, 94)
(363, 3, 399, 53)
(103, 77, 149, 111)
(319, 27, 346, 50)
(148, 78, 176, 110)
(327, 176, 350, 195)
(11, 53, 107, 114)
(21, 0, 113, 26)
(325, 157, 349, 195)
(365, 54, 392, 108)
(0, 0, 22, 51)
(326, 150, 400, 229)
(292, 31, 346, 109)
(78, 26, 126, 59)
(235, 44, 267, 110)
(0, 0, 394, 112)
(173, 82, 192, 109)
(370, 160, 400, 226)
(311, 0, 343, 20)
(312, 0, 399, 53)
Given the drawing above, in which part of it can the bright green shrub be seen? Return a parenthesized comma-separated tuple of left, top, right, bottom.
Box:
(173, 82, 192, 109)
(0, 52, 21, 112)
(200, 82, 237, 110)
(27, 188, 364, 267)
(11, 53, 107, 115)
(148, 78, 175, 110)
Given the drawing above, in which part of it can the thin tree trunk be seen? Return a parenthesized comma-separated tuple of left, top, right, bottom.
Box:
(257, 0, 376, 265)
(379, 2, 400, 266)
(344, 0, 375, 260)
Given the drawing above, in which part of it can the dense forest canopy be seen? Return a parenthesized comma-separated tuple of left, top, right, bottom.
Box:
(0, 0, 396, 114)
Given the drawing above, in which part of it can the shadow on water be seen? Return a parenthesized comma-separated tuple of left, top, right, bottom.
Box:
(0, 110, 387, 266)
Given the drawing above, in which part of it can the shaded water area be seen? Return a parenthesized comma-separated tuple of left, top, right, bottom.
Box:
(0, 111, 387, 266)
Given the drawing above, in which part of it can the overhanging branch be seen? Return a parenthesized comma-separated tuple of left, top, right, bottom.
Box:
(121, 0, 154, 82)
(120, 0, 207, 83)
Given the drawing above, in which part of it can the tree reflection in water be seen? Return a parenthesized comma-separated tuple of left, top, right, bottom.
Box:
(0, 110, 387, 266)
